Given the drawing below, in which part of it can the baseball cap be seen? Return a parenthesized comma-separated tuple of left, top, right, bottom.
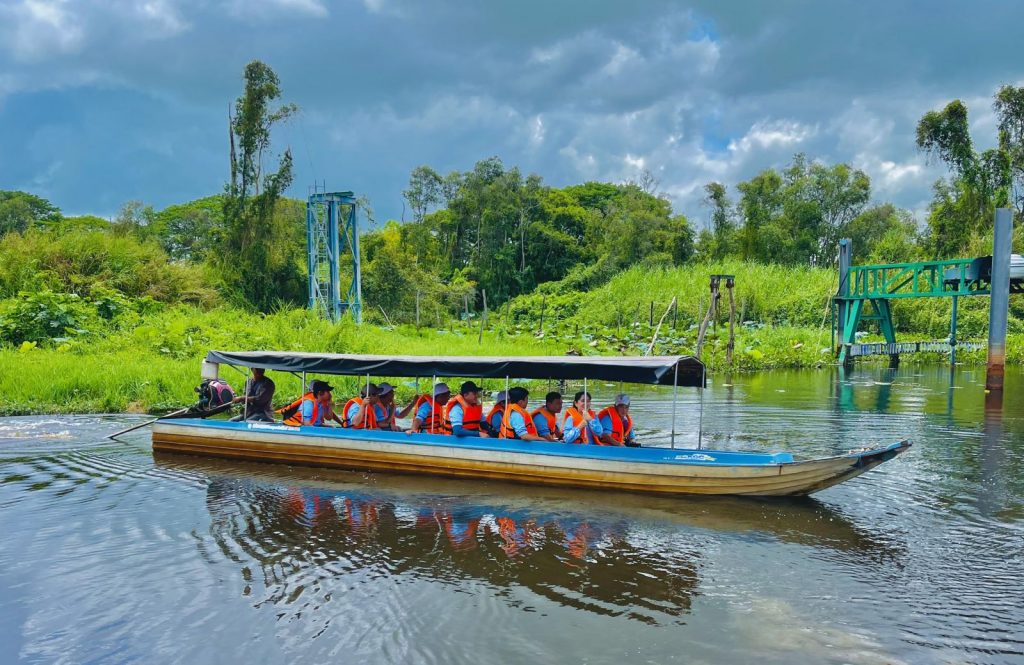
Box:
(310, 380, 334, 394)
(460, 380, 482, 395)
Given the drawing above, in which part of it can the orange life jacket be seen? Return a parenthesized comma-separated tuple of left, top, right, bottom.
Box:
(530, 406, 561, 438)
(416, 394, 449, 434)
(563, 406, 597, 444)
(348, 397, 382, 429)
(597, 407, 632, 445)
(443, 394, 482, 432)
(341, 396, 363, 428)
(500, 403, 538, 439)
(485, 403, 505, 431)
(281, 392, 320, 427)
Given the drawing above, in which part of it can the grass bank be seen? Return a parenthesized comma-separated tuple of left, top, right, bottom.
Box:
(1, 303, 1020, 415)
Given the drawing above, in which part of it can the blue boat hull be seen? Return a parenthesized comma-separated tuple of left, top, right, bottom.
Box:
(151, 419, 911, 497)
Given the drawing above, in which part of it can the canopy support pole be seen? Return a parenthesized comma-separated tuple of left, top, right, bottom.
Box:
(431, 374, 436, 433)
(301, 371, 306, 394)
(697, 366, 706, 450)
(670, 363, 678, 448)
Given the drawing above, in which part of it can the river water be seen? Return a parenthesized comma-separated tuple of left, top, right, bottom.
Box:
(0, 365, 1021, 664)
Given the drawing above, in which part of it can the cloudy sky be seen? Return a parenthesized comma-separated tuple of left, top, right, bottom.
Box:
(1, 0, 1022, 229)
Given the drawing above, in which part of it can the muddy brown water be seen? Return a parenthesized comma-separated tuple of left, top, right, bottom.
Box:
(0, 365, 1021, 664)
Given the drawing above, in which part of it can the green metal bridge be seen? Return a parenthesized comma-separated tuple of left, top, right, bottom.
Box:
(832, 240, 1021, 366)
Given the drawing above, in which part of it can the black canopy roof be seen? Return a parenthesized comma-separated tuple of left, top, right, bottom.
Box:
(205, 351, 705, 387)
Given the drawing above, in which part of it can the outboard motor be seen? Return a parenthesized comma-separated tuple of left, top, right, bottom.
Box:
(195, 379, 237, 412)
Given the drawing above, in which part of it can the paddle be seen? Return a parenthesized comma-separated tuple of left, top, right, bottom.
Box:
(107, 407, 190, 440)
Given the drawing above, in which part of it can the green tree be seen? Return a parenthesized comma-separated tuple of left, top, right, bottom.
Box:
(916, 95, 1014, 256)
(221, 61, 299, 311)
(0, 191, 61, 236)
(701, 182, 737, 260)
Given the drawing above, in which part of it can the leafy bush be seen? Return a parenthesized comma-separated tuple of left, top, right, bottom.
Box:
(0, 291, 98, 345)
(0, 227, 220, 305)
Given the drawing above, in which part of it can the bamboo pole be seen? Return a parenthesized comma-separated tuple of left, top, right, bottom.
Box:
(645, 296, 677, 356)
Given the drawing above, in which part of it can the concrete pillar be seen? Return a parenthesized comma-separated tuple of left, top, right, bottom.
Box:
(985, 208, 1013, 392)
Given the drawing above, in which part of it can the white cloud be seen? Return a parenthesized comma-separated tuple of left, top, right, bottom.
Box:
(1, 0, 85, 61)
(728, 119, 817, 155)
(136, 0, 190, 37)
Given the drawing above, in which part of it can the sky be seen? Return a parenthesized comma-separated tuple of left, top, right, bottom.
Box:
(1, 0, 1022, 230)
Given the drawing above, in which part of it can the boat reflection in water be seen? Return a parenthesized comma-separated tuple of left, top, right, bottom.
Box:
(158, 455, 904, 627)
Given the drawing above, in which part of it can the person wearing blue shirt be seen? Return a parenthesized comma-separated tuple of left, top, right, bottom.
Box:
(500, 387, 546, 441)
(486, 391, 507, 435)
(407, 383, 451, 434)
(562, 391, 603, 444)
(597, 394, 637, 447)
(445, 381, 489, 438)
(531, 391, 563, 441)
(343, 383, 378, 428)
(370, 383, 401, 430)
(300, 380, 333, 426)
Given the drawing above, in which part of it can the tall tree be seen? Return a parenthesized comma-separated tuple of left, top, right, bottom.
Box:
(916, 95, 1013, 256)
(0, 191, 61, 236)
(702, 182, 736, 260)
(221, 61, 298, 311)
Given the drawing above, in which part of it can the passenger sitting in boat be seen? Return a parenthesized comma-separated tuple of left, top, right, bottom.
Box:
(295, 380, 333, 427)
(499, 387, 547, 442)
(485, 391, 507, 434)
(443, 381, 489, 438)
(341, 383, 378, 428)
(229, 367, 276, 422)
(406, 382, 451, 435)
(531, 391, 563, 441)
(562, 391, 603, 444)
(370, 383, 403, 431)
(597, 394, 637, 447)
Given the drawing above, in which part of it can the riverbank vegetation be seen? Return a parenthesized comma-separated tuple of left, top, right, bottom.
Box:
(1, 62, 1022, 414)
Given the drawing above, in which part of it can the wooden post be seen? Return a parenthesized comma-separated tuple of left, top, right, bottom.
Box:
(649, 301, 654, 327)
(539, 294, 546, 335)
(478, 289, 488, 344)
(726, 278, 736, 365)
(695, 277, 720, 360)
(415, 289, 421, 329)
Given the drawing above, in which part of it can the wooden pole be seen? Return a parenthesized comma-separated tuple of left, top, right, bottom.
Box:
(464, 294, 470, 327)
(108, 407, 189, 439)
(645, 297, 677, 356)
(695, 277, 720, 360)
(672, 298, 678, 331)
(478, 289, 488, 344)
(726, 278, 736, 365)
(415, 289, 421, 329)
(539, 294, 546, 335)
(649, 301, 654, 327)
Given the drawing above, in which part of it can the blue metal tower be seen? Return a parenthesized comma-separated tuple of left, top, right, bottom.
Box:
(306, 187, 362, 323)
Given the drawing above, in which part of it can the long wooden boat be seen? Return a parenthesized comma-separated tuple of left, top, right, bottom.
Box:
(151, 350, 911, 497)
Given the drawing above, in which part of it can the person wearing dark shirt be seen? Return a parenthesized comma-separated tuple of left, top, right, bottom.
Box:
(231, 367, 276, 422)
